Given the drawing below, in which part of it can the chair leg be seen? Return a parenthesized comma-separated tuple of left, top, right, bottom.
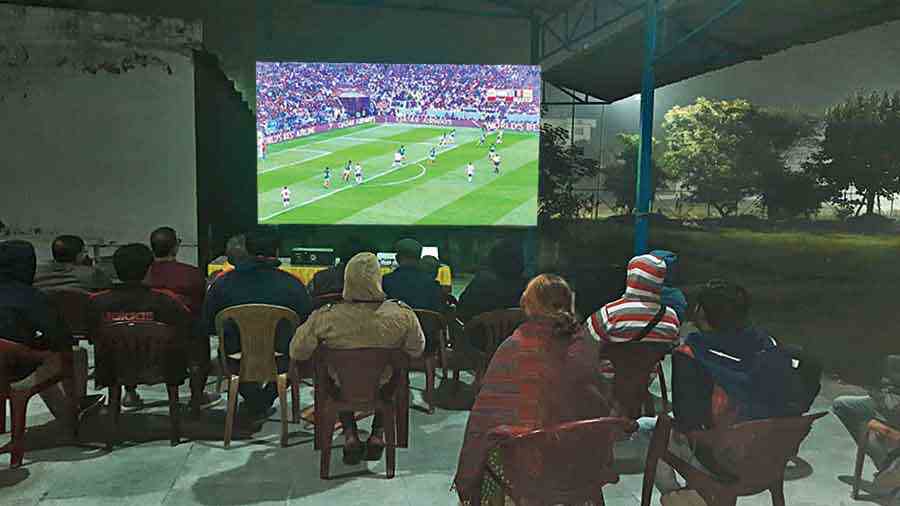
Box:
(277, 374, 289, 447)
(289, 365, 301, 424)
(223, 375, 239, 449)
(770, 478, 786, 506)
(424, 356, 436, 414)
(657, 363, 670, 414)
(107, 384, 122, 451)
(853, 428, 870, 500)
(1, 396, 7, 434)
(167, 385, 181, 447)
(9, 392, 29, 468)
(318, 408, 337, 480)
(641, 416, 672, 506)
(382, 408, 397, 479)
(398, 384, 410, 449)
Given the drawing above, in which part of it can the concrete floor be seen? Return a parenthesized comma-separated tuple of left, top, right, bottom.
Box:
(1, 348, 896, 506)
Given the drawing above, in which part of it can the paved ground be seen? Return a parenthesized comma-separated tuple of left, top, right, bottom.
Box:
(2, 346, 895, 506)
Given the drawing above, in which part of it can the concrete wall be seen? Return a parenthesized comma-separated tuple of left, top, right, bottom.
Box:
(0, 5, 202, 262)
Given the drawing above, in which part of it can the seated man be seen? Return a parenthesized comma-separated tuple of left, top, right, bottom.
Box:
(33, 235, 112, 292)
(204, 232, 312, 418)
(291, 252, 425, 464)
(87, 244, 203, 409)
(0, 240, 102, 422)
(456, 238, 527, 323)
(834, 357, 900, 492)
(382, 238, 443, 312)
(649, 249, 689, 323)
(650, 280, 817, 505)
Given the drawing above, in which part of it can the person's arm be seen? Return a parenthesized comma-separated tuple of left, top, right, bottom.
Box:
(402, 311, 426, 358)
(202, 282, 223, 336)
(28, 293, 74, 351)
(289, 316, 320, 361)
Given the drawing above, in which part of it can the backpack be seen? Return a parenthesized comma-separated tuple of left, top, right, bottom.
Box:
(743, 342, 822, 420)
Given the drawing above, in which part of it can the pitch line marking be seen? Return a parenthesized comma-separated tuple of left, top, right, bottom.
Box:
(257, 124, 393, 175)
(258, 151, 332, 174)
(260, 144, 462, 221)
(370, 163, 428, 187)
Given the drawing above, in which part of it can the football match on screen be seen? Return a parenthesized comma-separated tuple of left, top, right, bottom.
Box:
(256, 62, 541, 226)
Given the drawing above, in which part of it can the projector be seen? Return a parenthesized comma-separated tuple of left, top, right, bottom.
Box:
(290, 247, 336, 266)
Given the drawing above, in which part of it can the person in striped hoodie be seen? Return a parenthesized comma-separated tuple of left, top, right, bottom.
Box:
(586, 254, 681, 345)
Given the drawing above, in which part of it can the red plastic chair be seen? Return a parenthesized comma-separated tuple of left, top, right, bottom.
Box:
(45, 288, 92, 340)
(413, 309, 450, 413)
(312, 347, 410, 479)
(599, 342, 672, 419)
(486, 418, 638, 505)
(462, 308, 526, 387)
(0, 339, 77, 468)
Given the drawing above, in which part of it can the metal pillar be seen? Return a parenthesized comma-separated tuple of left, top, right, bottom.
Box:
(633, 0, 658, 256)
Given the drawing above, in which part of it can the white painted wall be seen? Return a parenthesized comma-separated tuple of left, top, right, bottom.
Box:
(0, 5, 201, 263)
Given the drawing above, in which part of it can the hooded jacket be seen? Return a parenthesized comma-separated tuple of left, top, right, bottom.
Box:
(0, 240, 73, 350)
(290, 252, 425, 363)
(586, 254, 681, 344)
(649, 249, 688, 322)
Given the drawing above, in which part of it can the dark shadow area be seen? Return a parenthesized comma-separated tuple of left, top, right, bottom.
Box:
(837, 475, 897, 505)
(0, 467, 30, 489)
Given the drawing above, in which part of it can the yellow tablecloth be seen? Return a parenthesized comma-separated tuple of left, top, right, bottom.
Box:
(208, 260, 452, 288)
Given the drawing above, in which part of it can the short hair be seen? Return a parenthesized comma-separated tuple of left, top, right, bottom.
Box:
(113, 243, 154, 282)
(394, 238, 422, 263)
(696, 279, 751, 330)
(150, 227, 178, 258)
(245, 231, 279, 258)
(51, 235, 85, 263)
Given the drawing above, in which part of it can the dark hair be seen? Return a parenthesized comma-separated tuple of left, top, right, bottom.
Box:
(51, 235, 85, 263)
(696, 279, 751, 330)
(245, 231, 279, 258)
(113, 243, 154, 282)
(520, 273, 579, 340)
(488, 238, 524, 279)
(150, 227, 178, 258)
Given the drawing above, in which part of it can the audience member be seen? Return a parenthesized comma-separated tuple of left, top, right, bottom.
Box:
(0, 240, 102, 422)
(203, 232, 312, 418)
(456, 238, 526, 323)
(225, 234, 249, 266)
(834, 358, 900, 491)
(291, 252, 425, 464)
(454, 274, 609, 505)
(33, 235, 112, 292)
(649, 249, 688, 322)
(307, 236, 367, 299)
(382, 238, 443, 312)
(585, 254, 681, 345)
(145, 227, 205, 316)
(87, 244, 211, 410)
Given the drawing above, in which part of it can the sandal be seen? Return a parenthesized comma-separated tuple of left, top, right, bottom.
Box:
(342, 440, 364, 465)
(364, 434, 385, 461)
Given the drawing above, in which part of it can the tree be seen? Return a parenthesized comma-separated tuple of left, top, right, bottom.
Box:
(539, 123, 601, 225)
(805, 91, 900, 216)
(662, 98, 760, 217)
(599, 133, 669, 214)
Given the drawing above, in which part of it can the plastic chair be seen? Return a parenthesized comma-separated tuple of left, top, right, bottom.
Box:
(853, 419, 900, 499)
(412, 309, 449, 413)
(462, 308, 526, 387)
(215, 304, 301, 448)
(45, 288, 91, 339)
(486, 418, 637, 505)
(93, 321, 187, 449)
(641, 412, 828, 506)
(312, 347, 410, 479)
(0, 339, 78, 468)
(599, 342, 672, 419)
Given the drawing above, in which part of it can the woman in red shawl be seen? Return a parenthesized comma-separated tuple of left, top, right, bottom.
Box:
(454, 274, 611, 505)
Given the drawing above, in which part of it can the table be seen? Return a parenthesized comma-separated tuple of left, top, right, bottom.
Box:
(207, 258, 453, 288)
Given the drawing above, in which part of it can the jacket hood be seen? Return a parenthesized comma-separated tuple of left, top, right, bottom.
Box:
(623, 254, 666, 302)
(649, 249, 679, 285)
(0, 240, 37, 285)
(342, 252, 386, 302)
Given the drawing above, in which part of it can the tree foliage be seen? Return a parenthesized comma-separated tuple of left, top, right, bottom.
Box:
(805, 91, 900, 216)
(539, 123, 601, 226)
(599, 133, 670, 214)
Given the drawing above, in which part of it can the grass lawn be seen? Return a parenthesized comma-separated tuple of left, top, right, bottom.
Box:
(552, 221, 900, 385)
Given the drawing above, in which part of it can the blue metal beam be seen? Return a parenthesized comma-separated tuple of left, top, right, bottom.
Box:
(654, 0, 746, 64)
(634, 0, 658, 256)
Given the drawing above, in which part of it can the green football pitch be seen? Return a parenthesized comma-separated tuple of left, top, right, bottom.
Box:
(257, 123, 539, 226)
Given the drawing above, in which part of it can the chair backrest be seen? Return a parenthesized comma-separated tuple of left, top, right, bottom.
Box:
(600, 342, 672, 419)
(93, 321, 187, 387)
(414, 309, 447, 350)
(315, 347, 409, 408)
(464, 308, 526, 355)
(688, 412, 828, 494)
(45, 288, 91, 337)
(494, 418, 636, 505)
(214, 304, 301, 383)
